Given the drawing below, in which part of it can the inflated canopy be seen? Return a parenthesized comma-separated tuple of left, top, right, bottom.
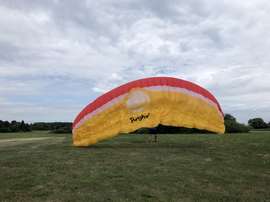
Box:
(73, 77, 225, 146)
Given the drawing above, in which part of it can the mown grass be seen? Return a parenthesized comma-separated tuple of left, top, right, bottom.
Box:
(0, 131, 270, 202)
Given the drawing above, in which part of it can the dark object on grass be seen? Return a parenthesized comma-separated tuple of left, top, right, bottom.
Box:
(149, 127, 158, 143)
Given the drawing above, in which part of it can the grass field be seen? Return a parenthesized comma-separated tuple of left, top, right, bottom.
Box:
(0, 131, 270, 202)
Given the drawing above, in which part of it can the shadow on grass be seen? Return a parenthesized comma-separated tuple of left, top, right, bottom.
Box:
(76, 141, 208, 149)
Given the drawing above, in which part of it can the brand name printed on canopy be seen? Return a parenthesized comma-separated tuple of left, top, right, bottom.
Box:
(130, 113, 150, 123)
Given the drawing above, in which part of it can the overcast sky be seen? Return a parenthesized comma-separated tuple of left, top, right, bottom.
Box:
(0, 0, 270, 123)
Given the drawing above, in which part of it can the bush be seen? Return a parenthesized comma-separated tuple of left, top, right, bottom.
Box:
(248, 118, 268, 129)
(225, 120, 250, 133)
(51, 127, 72, 134)
(31, 122, 72, 133)
(0, 127, 11, 133)
(224, 114, 250, 133)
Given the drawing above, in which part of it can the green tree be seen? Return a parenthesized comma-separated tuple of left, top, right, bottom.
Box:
(10, 120, 20, 132)
(248, 118, 268, 129)
(224, 114, 236, 122)
(224, 114, 250, 133)
(0, 121, 11, 132)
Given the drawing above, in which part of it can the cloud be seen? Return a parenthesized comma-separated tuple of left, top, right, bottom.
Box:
(0, 0, 270, 123)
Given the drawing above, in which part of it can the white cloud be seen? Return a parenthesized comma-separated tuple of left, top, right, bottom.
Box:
(0, 0, 270, 123)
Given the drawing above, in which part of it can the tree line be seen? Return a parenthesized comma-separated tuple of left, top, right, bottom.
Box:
(0, 121, 72, 133)
(0, 120, 31, 132)
(0, 115, 269, 134)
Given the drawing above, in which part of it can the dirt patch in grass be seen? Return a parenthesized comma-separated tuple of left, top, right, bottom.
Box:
(0, 137, 65, 147)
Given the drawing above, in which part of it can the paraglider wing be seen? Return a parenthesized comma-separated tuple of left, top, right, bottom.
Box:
(72, 77, 225, 146)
